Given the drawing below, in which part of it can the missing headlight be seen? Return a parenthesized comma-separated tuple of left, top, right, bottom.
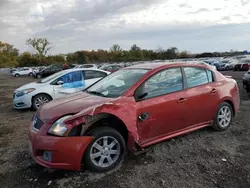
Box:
(68, 125, 82, 136)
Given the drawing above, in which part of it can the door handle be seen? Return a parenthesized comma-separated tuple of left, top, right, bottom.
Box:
(211, 88, 217, 93)
(177, 98, 187, 103)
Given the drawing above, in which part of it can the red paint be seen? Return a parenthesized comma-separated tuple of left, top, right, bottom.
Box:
(28, 122, 93, 171)
(29, 62, 240, 171)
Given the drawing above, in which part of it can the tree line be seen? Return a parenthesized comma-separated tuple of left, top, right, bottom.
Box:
(0, 38, 247, 68)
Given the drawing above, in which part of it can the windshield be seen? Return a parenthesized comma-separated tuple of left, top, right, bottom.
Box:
(38, 71, 66, 83)
(86, 69, 149, 98)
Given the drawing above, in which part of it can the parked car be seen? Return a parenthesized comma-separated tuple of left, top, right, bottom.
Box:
(74, 64, 98, 69)
(9, 68, 18, 74)
(13, 68, 109, 110)
(242, 70, 250, 92)
(233, 59, 250, 71)
(224, 60, 239, 70)
(12, 67, 33, 77)
(35, 64, 63, 78)
(32, 67, 45, 77)
(187, 61, 217, 71)
(100, 64, 122, 73)
(28, 62, 239, 172)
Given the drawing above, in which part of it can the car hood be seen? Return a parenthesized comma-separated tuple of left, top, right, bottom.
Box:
(37, 91, 113, 123)
(15, 82, 46, 92)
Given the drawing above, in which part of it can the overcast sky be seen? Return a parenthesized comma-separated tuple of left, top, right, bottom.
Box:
(0, 0, 250, 54)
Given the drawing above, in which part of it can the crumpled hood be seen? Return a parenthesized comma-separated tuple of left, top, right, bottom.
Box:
(15, 82, 45, 92)
(37, 91, 113, 123)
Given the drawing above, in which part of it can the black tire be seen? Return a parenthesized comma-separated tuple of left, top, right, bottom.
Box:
(28, 72, 33, 76)
(37, 74, 42, 79)
(84, 127, 126, 172)
(15, 74, 20, 77)
(32, 94, 52, 111)
(212, 102, 233, 131)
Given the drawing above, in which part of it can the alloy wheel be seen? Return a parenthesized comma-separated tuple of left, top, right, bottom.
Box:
(90, 136, 120, 168)
(218, 106, 232, 128)
(35, 96, 49, 109)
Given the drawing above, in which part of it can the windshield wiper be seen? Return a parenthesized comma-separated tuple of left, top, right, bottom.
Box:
(87, 90, 106, 97)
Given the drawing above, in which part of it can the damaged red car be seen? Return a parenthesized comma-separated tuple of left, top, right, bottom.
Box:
(28, 62, 240, 172)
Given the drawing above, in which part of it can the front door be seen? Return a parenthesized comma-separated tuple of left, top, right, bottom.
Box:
(53, 70, 84, 99)
(135, 67, 186, 145)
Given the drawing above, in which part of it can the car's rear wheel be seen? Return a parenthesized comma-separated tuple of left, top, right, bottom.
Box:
(213, 102, 233, 131)
(32, 94, 51, 110)
(37, 74, 42, 79)
(15, 74, 20, 77)
(84, 127, 125, 172)
(28, 72, 33, 76)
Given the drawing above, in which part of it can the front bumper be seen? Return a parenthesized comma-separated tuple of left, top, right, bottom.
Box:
(13, 94, 32, 109)
(28, 123, 94, 171)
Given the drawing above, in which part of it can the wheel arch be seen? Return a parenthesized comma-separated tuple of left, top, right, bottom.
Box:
(223, 99, 235, 117)
(31, 92, 53, 102)
(84, 113, 129, 144)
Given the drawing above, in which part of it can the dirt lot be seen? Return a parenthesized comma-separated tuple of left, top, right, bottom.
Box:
(0, 71, 249, 188)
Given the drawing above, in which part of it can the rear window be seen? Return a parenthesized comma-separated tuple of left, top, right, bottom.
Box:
(184, 67, 210, 88)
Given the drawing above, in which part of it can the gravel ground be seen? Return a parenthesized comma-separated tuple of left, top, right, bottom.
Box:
(0, 71, 249, 188)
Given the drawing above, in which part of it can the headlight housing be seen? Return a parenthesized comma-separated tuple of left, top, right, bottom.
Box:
(48, 115, 73, 136)
(15, 88, 36, 97)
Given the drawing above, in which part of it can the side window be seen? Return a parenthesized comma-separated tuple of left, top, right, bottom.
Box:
(51, 65, 61, 72)
(58, 71, 83, 88)
(84, 70, 107, 80)
(206, 70, 213, 83)
(142, 68, 183, 99)
(113, 66, 120, 70)
(184, 67, 209, 88)
(58, 71, 81, 83)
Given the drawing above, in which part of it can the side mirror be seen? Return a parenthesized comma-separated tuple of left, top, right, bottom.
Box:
(138, 93, 148, 99)
(57, 80, 64, 85)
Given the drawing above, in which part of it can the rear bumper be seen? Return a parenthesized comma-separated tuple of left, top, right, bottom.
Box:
(28, 124, 94, 171)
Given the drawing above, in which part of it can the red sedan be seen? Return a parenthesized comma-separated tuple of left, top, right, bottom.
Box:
(28, 62, 240, 172)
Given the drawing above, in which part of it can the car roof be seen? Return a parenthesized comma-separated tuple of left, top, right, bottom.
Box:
(63, 68, 109, 74)
(125, 61, 209, 70)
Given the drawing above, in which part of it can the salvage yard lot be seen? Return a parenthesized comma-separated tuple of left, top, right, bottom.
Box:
(0, 71, 250, 188)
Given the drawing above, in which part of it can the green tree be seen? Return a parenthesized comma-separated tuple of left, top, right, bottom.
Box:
(26, 38, 52, 59)
(74, 51, 86, 64)
(18, 52, 39, 67)
(130, 44, 141, 51)
(110, 44, 122, 52)
(0, 41, 19, 68)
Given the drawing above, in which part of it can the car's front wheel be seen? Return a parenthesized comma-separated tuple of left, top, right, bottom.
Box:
(84, 127, 125, 172)
(15, 74, 20, 77)
(32, 94, 52, 110)
(213, 102, 233, 131)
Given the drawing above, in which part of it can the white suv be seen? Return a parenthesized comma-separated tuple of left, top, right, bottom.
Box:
(12, 67, 33, 77)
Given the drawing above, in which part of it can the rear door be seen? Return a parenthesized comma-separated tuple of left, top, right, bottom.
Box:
(182, 67, 220, 128)
(83, 70, 108, 87)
